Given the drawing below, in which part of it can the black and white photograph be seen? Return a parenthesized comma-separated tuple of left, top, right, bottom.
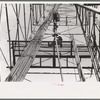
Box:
(0, 1, 100, 98)
(0, 3, 100, 82)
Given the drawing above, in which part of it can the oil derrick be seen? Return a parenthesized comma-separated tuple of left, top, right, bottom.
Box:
(2, 4, 100, 82)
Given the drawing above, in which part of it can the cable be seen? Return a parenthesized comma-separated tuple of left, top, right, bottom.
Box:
(63, 34, 86, 44)
(39, 50, 52, 55)
(0, 47, 9, 67)
(47, 28, 53, 32)
(24, 78, 31, 82)
(32, 58, 52, 66)
(43, 35, 52, 39)
(61, 58, 77, 65)
(11, 4, 25, 40)
(59, 26, 80, 34)
(61, 51, 71, 55)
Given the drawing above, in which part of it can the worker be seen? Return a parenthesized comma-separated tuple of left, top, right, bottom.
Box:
(53, 12, 60, 22)
(48, 36, 63, 47)
(57, 36, 63, 47)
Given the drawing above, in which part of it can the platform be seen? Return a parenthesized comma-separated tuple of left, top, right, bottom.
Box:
(10, 40, 91, 66)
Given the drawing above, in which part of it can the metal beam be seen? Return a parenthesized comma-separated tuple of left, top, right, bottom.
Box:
(70, 35, 85, 82)
(23, 4, 27, 41)
(5, 4, 60, 82)
(5, 4, 12, 67)
(16, 4, 20, 56)
(55, 35, 63, 82)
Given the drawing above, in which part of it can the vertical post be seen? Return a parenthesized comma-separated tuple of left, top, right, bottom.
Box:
(23, 4, 27, 41)
(39, 4, 42, 18)
(5, 4, 12, 67)
(43, 4, 45, 20)
(66, 16, 67, 26)
(32, 4, 35, 25)
(40, 57, 42, 67)
(76, 7, 77, 25)
(30, 4, 32, 34)
(0, 4, 2, 23)
(35, 5, 38, 24)
(66, 58, 68, 67)
(53, 37, 56, 67)
(93, 13, 96, 36)
(81, 8, 83, 24)
(16, 4, 20, 56)
(88, 11, 91, 35)
(99, 20, 100, 60)
(93, 13, 96, 51)
(85, 9, 87, 33)
(71, 41, 72, 56)
(91, 64, 93, 75)
(12, 41, 15, 65)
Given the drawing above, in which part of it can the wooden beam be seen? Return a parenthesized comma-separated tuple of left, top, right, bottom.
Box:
(5, 4, 60, 82)
(70, 35, 85, 81)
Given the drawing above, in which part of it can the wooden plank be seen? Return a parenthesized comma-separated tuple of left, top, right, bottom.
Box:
(70, 35, 85, 81)
(5, 4, 60, 82)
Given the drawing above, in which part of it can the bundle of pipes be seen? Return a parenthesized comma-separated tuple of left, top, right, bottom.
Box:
(5, 4, 60, 82)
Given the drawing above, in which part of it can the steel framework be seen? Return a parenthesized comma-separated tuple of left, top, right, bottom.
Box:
(1, 3, 100, 82)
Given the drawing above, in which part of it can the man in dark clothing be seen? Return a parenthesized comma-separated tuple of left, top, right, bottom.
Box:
(53, 12, 60, 22)
(57, 36, 63, 47)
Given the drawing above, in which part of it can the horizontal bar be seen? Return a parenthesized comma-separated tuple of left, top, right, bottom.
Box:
(8, 40, 72, 43)
(27, 72, 92, 75)
(30, 66, 93, 69)
(15, 55, 91, 58)
(14, 49, 89, 52)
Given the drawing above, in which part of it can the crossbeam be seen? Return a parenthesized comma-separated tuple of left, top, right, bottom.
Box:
(5, 4, 60, 82)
